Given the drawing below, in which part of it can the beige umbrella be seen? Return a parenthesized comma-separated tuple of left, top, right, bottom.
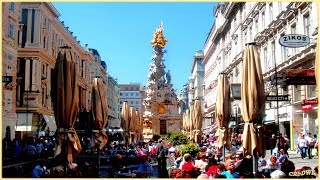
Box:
(214, 73, 231, 149)
(91, 77, 108, 150)
(129, 107, 135, 143)
(241, 43, 266, 158)
(135, 110, 141, 140)
(193, 100, 203, 143)
(121, 101, 129, 143)
(185, 109, 190, 137)
(52, 46, 82, 165)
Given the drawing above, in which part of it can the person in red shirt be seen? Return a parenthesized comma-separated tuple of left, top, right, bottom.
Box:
(182, 154, 195, 173)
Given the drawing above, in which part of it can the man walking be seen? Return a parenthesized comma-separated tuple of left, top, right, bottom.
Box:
(156, 139, 168, 178)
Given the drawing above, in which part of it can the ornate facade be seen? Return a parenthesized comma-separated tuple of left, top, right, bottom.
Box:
(2, 2, 21, 139)
(14, 2, 94, 138)
(203, 2, 318, 149)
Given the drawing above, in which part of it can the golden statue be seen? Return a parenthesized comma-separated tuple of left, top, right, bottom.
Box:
(151, 21, 168, 48)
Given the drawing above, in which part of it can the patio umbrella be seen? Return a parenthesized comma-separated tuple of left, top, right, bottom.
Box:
(241, 43, 266, 157)
(52, 46, 82, 165)
(241, 43, 266, 176)
(91, 77, 108, 150)
(135, 110, 141, 140)
(185, 109, 190, 137)
(129, 107, 135, 144)
(121, 102, 129, 143)
(189, 106, 195, 141)
(214, 73, 231, 150)
(193, 100, 203, 143)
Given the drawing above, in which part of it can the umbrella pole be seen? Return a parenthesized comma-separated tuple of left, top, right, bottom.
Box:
(252, 152, 258, 178)
(97, 144, 101, 177)
(223, 144, 225, 162)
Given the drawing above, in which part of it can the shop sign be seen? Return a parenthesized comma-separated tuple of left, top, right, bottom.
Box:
(279, 34, 310, 48)
(2, 76, 12, 83)
(266, 95, 289, 101)
(301, 104, 313, 111)
(302, 98, 318, 105)
(285, 69, 315, 77)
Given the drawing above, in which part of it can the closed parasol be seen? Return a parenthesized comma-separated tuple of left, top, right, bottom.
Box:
(241, 43, 266, 177)
(52, 46, 82, 165)
(193, 99, 203, 143)
(121, 101, 129, 143)
(214, 73, 231, 149)
(91, 77, 108, 150)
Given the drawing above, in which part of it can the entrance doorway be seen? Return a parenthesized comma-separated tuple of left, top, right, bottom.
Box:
(160, 120, 167, 134)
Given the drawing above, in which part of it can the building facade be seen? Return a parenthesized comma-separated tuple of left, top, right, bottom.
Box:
(119, 83, 144, 113)
(2, 2, 21, 140)
(203, 2, 318, 149)
(178, 83, 189, 115)
(13, 2, 95, 138)
(188, 50, 208, 128)
(107, 75, 120, 128)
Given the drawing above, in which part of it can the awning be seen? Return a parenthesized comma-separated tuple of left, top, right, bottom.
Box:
(16, 113, 33, 131)
(43, 115, 57, 132)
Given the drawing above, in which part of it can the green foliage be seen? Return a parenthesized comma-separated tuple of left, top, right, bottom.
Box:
(178, 143, 201, 157)
(165, 131, 174, 140)
(167, 132, 188, 146)
(152, 133, 161, 142)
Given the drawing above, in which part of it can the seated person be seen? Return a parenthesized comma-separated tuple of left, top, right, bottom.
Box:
(136, 154, 153, 178)
(182, 154, 200, 178)
(195, 154, 208, 172)
(277, 149, 289, 164)
(265, 156, 281, 171)
(221, 159, 240, 178)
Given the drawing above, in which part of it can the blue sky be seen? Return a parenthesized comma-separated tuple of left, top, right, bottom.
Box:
(53, 2, 216, 92)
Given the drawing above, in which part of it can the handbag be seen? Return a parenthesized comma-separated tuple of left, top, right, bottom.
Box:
(312, 148, 317, 156)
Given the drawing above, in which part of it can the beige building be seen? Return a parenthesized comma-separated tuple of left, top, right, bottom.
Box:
(2, 2, 21, 140)
(203, 2, 318, 149)
(14, 2, 94, 138)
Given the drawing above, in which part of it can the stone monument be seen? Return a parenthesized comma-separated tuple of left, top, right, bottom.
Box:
(142, 22, 182, 140)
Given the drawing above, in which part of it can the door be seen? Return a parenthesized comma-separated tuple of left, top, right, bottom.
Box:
(160, 120, 167, 134)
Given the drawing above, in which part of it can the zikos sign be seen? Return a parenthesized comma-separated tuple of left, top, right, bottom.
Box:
(279, 34, 310, 48)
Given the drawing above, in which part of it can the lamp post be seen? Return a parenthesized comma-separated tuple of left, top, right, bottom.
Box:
(26, 84, 39, 135)
(274, 53, 281, 157)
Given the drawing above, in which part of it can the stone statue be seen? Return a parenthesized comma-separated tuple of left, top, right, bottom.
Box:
(166, 70, 171, 84)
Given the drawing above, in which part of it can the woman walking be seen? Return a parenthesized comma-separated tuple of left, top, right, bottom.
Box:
(298, 133, 308, 159)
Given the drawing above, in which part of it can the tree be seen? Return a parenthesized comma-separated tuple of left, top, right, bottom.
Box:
(152, 133, 161, 142)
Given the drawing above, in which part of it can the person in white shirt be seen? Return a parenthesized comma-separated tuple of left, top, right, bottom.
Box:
(298, 133, 309, 159)
(265, 155, 281, 171)
(195, 154, 208, 172)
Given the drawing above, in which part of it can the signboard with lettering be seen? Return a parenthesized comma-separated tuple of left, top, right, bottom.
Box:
(301, 104, 313, 111)
(302, 98, 318, 105)
(285, 69, 315, 77)
(279, 34, 310, 48)
(2, 76, 12, 83)
(266, 95, 289, 101)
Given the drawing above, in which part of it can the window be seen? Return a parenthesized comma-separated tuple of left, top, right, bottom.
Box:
(120, 93, 122, 96)
(271, 41, 276, 66)
(125, 93, 128, 96)
(131, 101, 133, 105)
(307, 85, 317, 98)
(136, 93, 139, 96)
(131, 93, 133, 96)
(9, 3, 14, 12)
(269, 3, 273, 22)
(136, 101, 139, 104)
(278, 2, 282, 12)
(304, 14, 310, 36)
(9, 23, 14, 39)
(249, 27, 252, 42)
(7, 55, 13, 74)
(281, 34, 287, 62)
(131, 87, 134, 90)
(255, 19, 259, 33)
(263, 48, 268, 71)
(294, 85, 303, 101)
(262, 12, 265, 28)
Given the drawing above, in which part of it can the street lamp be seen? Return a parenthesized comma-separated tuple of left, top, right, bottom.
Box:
(26, 84, 39, 134)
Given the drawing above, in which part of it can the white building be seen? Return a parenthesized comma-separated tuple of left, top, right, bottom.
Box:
(203, 2, 318, 149)
(119, 83, 144, 114)
(188, 50, 208, 128)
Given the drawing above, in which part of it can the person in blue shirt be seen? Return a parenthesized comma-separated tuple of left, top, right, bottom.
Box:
(221, 159, 240, 178)
(136, 154, 153, 178)
(277, 149, 289, 164)
(32, 159, 46, 178)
